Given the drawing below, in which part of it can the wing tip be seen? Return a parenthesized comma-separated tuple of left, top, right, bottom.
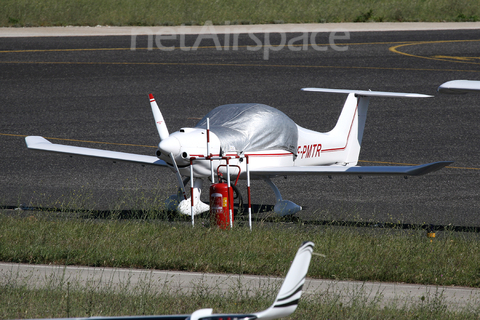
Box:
(25, 136, 51, 147)
(409, 161, 454, 175)
(438, 80, 480, 94)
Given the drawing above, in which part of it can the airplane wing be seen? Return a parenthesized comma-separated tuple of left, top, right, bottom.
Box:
(25, 136, 167, 166)
(302, 87, 433, 98)
(437, 80, 480, 94)
(23, 242, 314, 320)
(250, 161, 453, 177)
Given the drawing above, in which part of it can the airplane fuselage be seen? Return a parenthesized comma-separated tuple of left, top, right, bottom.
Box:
(158, 124, 352, 180)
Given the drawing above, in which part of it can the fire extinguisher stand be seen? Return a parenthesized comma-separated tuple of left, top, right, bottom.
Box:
(246, 155, 252, 230)
(190, 157, 194, 226)
(189, 118, 253, 229)
(190, 154, 252, 230)
(226, 158, 233, 229)
(207, 118, 214, 184)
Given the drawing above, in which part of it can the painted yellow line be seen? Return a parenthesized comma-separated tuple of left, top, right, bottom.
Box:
(359, 159, 478, 171)
(0, 39, 474, 56)
(358, 159, 419, 166)
(447, 166, 480, 170)
(1, 59, 479, 73)
(0, 40, 411, 54)
(0, 133, 27, 138)
(3, 133, 477, 170)
(1, 39, 479, 73)
(389, 39, 480, 66)
(432, 55, 480, 62)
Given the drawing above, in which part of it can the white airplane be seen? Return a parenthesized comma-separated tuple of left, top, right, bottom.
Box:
(27, 241, 314, 320)
(26, 88, 453, 216)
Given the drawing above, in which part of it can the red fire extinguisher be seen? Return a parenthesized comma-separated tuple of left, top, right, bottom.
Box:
(210, 182, 234, 229)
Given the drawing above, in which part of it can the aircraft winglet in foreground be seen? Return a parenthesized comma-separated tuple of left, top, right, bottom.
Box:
(26, 88, 452, 217)
(25, 241, 314, 320)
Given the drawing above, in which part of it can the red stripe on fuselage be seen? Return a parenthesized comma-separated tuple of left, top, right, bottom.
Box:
(238, 152, 292, 157)
(201, 153, 293, 158)
(321, 101, 358, 153)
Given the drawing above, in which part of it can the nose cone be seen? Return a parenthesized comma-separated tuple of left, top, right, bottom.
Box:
(158, 136, 181, 156)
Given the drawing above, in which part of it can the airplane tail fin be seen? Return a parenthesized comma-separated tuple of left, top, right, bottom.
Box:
(328, 93, 368, 166)
(254, 241, 314, 320)
(302, 88, 433, 166)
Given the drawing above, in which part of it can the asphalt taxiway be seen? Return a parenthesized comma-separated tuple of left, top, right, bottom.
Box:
(1, 24, 480, 227)
(2, 23, 480, 314)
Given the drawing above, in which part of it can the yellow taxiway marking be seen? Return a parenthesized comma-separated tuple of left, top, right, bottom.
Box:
(358, 160, 480, 171)
(0, 40, 408, 54)
(1, 39, 479, 72)
(389, 39, 480, 66)
(0, 40, 474, 54)
(3, 133, 478, 171)
(431, 55, 480, 62)
(0, 59, 479, 73)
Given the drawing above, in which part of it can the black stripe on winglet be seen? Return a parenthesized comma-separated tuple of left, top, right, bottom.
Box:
(274, 299, 300, 308)
(276, 284, 304, 302)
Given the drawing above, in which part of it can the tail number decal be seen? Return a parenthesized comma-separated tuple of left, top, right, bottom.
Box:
(298, 144, 322, 159)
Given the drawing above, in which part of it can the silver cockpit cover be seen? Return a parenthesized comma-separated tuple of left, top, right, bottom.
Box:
(195, 103, 298, 155)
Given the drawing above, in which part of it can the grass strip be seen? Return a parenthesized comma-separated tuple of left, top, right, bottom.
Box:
(2, 267, 480, 319)
(1, 212, 480, 287)
(1, 0, 480, 27)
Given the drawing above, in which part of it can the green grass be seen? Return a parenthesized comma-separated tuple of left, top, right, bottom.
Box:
(2, 212, 480, 288)
(1, 0, 480, 27)
(3, 211, 480, 318)
(2, 266, 480, 319)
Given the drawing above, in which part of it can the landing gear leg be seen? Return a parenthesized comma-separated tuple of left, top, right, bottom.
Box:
(263, 177, 302, 216)
(165, 178, 210, 215)
(177, 178, 210, 215)
(164, 177, 189, 212)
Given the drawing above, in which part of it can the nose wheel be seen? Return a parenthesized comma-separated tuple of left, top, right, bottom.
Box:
(165, 178, 210, 216)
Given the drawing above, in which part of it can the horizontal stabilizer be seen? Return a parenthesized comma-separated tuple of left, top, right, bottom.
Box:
(437, 80, 480, 94)
(251, 161, 453, 177)
(302, 87, 433, 98)
(26, 136, 167, 166)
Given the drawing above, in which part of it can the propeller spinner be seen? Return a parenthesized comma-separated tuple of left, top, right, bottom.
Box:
(149, 94, 220, 170)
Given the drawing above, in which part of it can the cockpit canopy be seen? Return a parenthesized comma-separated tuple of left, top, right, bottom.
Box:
(195, 103, 298, 155)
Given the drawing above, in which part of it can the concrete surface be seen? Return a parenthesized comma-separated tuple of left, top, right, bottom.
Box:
(2, 262, 479, 309)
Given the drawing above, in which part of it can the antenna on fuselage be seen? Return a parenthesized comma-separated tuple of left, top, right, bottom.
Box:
(206, 118, 215, 183)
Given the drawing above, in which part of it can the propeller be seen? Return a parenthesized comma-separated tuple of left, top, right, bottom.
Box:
(149, 93, 187, 201)
(149, 93, 169, 141)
